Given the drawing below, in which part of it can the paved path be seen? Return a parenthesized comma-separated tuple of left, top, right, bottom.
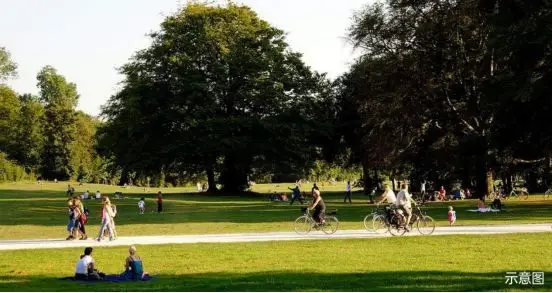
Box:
(0, 224, 550, 251)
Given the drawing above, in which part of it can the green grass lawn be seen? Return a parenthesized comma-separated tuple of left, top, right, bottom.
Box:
(0, 233, 551, 291)
(0, 181, 551, 240)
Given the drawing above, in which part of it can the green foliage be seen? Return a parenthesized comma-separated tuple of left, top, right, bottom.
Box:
(0, 85, 20, 157)
(12, 94, 44, 172)
(0, 47, 17, 81)
(341, 0, 552, 194)
(307, 160, 361, 183)
(0, 152, 33, 182)
(37, 66, 79, 180)
(36, 65, 78, 108)
(100, 2, 331, 192)
(69, 111, 100, 181)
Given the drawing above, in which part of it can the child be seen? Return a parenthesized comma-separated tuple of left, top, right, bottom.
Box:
(448, 206, 456, 226)
(138, 197, 145, 214)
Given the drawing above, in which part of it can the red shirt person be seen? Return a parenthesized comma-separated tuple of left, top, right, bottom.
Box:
(157, 192, 163, 213)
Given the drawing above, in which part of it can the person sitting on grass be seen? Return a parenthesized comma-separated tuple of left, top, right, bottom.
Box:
(75, 247, 105, 281)
(438, 186, 446, 201)
(121, 245, 149, 280)
(477, 199, 490, 212)
(491, 196, 503, 210)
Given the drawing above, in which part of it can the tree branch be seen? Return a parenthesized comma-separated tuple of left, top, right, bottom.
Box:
(512, 157, 548, 164)
(444, 90, 479, 134)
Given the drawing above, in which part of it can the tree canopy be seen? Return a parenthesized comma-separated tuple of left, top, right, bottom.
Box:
(99, 3, 332, 192)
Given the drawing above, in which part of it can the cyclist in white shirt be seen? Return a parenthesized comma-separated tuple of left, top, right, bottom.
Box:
(396, 183, 413, 230)
(376, 184, 397, 205)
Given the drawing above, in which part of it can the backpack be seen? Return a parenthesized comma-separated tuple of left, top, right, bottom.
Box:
(130, 260, 144, 280)
(80, 207, 89, 224)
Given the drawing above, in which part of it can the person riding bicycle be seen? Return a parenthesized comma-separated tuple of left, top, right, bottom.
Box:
(396, 183, 414, 231)
(376, 184, 397, 206)
(309, 189, 326, 226)
(376, 184, 397, 220)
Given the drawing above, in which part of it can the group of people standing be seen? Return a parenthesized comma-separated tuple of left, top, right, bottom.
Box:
(66, 196, 88, 240)
(66, 194, 117, 242)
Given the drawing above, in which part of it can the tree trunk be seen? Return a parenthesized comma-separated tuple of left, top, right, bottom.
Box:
(526, 171, 539, 193)
(486, 170, 494, 196)
(475, 135, 493, 200)
(158, 165, 166, 188)
(220, 155, 249, 193)
(361, 158, 373, 195)
(118, 168, 129, 186)
(206, 165, 218, 193)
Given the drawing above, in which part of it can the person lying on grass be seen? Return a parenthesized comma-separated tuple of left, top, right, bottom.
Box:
(121, 245, 149, 280)
(74, 247, 105, 281)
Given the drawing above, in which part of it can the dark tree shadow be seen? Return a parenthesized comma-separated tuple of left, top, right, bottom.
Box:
(1, 270, 550, 291)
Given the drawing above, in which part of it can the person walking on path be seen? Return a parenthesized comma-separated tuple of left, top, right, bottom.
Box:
(157, 191, 163, 213)
(344, 181, 352, 203)
(97, 197, 115, 242)
(289, 184, 303, 205)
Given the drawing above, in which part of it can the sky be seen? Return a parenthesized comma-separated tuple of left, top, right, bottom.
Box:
(1, 0, 368, 116)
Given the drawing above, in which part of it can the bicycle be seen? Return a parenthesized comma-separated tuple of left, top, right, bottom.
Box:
(544, 187, 552, 200)
(410, 201, 436, 235)
(371, 201, 435, 236)
(363, 205, 387, 234)
(503, 188, 529, 200)
(294, 207, 339, 235)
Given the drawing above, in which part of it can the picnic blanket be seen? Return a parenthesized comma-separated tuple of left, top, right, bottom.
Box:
(466, 208, 501, 213)
(61, 274, 154, 283)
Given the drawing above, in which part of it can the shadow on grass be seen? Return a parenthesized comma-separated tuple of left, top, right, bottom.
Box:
(1, 270, 550, 291)
(0, 189, 551, 228)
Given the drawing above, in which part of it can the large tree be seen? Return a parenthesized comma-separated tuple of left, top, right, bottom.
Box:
(37, 66, 79, 180)
(100, 3, 328, 192)
(348, 0, 506, 196)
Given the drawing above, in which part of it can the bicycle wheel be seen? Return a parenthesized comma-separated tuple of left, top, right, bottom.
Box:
(363, 214, 375, 232)
(294, 216, 313, 235)
(417, 215, 436, 235)
(321, 216, 339, 235)
(372, 215, 388, 234)
(520, 191, 529, 200)
(388, 215, 406, 236)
